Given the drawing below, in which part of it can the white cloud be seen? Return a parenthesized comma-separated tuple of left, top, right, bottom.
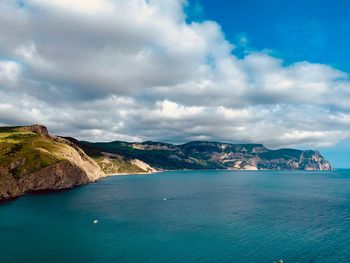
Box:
(0, 0, 350, 149)
(0, 60, 21, 83)
(28, 0, 115, 15)
(152, 100, 203, 119)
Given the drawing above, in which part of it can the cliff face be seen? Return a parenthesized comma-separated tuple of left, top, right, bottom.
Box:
(299, 150, 332, 171)
(96, 154, 156, 175)
(81, 141, 332, 171)
(63, 137, 157, 175)
(0, 125, 105, 201)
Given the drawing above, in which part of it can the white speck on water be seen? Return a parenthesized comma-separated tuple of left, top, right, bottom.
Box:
(93, 220, 98, 224)
(163, 198, 167, 201)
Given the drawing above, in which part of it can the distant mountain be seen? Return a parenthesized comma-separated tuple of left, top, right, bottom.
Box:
(0, 124, 332, 202)
(77, 140, 332, 171)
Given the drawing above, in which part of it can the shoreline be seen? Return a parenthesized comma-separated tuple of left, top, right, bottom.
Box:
(105, 167, 337, 177)
(0, 168, 338, 204)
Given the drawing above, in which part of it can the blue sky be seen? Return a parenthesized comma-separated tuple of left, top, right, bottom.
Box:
(187, 0, 350, 168)
(0, 0, 350, 168)
(190, 0, 350, 72)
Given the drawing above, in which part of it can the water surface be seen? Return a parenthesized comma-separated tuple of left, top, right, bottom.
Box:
(1, 170, 350, 262)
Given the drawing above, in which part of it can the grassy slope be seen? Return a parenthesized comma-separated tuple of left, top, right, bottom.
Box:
(0, 127, 68, 179)
(80, 141, 199, 170)
(63, 138, 152, 174)
(94, 157, 146, 174)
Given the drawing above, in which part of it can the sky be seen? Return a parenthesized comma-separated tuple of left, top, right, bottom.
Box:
(0, 0, 350, 167)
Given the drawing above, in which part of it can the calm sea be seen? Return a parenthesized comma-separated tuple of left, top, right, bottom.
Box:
(1, 170, 350, 262)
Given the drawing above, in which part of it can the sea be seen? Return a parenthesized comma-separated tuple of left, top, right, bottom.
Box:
(1, 170, 350, 262)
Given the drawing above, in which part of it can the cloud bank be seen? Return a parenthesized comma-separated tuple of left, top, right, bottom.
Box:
(1, 0, 350, 148)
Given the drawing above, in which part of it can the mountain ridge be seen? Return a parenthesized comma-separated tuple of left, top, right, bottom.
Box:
(77, 139, 331, 171)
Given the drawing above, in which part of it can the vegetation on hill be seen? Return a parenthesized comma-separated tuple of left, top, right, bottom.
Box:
(0, 125, 104, 201)
(0, 126, 64, 179)
(79, 140, 332, 171)
(63, 137, 156, 174)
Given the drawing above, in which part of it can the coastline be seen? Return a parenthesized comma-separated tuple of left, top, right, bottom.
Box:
(1, 168, 338, 204)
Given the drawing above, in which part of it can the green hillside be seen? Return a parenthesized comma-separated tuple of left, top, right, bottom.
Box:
(0, 126, 65, 179)
(0, 125, 105, 201)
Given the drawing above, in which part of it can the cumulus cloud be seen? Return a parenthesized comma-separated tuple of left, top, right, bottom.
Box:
(0, 0, 350, 149)
(0, 60, 21, 83)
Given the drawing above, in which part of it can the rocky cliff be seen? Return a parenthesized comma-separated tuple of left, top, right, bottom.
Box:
(63, 137, 157, 175)
(80, 141, 332, 171)
(0, 125, 105, 201)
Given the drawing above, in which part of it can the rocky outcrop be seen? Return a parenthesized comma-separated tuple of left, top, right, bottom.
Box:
(0, 168, 21, 200)
(299, 150, 332, 171)
(95, 152, 156, 175)
(51, 136, 105, 181)
(0, 125, 105, 201)
(19, 124, 49, 136)
(19, 162, 92, 192)
(130, 159, 156, 173)
(0, 160, 103, 201)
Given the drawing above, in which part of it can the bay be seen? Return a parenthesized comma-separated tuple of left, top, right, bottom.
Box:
(1, 170, 350, 262)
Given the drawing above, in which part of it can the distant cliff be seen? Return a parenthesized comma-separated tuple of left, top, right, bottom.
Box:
(79, 140, 332, 171)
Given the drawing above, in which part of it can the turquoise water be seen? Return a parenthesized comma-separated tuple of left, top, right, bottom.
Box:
(1, 170, 350, 262)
